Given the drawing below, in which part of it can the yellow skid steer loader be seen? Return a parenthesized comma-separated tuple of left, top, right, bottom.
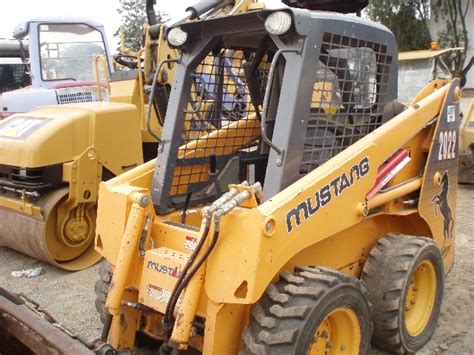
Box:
(90, 3, 459, 354)
(0, 1, 461, 354)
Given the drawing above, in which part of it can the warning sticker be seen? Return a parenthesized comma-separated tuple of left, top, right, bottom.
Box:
(0, 116, 51, 140)
(184, 235, 198, 252)
(446, 105, 456, 123)
(147, 284, 172, 305)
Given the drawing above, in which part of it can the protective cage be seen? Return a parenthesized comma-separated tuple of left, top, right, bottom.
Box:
(152, 10, 397, 213)
(169, 48, 270, 201)
(301, 32, 393, 174)
(0, 63, 30, 93)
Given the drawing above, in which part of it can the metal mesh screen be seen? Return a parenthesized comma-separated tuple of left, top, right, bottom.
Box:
(170, 49, 269, 197)
(300, 32, 392, 174)
(0, 64, 30, 93)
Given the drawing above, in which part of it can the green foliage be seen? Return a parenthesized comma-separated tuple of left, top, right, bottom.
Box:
(366, 0, 431, 51)
(116, 0, 166, 52)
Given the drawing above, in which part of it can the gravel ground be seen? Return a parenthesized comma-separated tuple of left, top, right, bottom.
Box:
(0, 185, 473, 353)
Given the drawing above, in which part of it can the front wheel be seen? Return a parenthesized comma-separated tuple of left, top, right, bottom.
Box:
(241, 266, 372, 354)
(361, 234, 444, 353)
(95, 259, 113, 324)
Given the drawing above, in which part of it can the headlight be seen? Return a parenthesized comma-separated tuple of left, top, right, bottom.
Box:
(265, 11, 292, 35)
(167, 27, 188, 47)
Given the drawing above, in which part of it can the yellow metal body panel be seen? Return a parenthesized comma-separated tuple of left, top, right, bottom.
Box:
(109, 78, 162, 143)
(109, 79, 140, 105)
(106, 199, 147, 316)
(418, 83, 460, 271)
(202, 302, 246, 355)
(0, 109, 86, 168)
(0, 194, 43, 218)
(96, 80, 460, 352)
(140, 248, 188, 313)
(0, 102, 143, 172)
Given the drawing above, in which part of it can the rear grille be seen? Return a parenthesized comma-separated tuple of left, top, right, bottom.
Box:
(0, 164, 63, 193)
(55, 87, 108, 104)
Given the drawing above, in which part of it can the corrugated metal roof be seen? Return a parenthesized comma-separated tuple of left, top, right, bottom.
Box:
(399, 47, 464, 61)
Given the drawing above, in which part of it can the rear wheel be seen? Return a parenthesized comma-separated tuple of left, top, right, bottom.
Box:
(241, 266, 372, 354)
(361, 234, 444, 353)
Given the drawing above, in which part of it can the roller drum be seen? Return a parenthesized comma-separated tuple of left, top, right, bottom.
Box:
(0, 188, 101, 270)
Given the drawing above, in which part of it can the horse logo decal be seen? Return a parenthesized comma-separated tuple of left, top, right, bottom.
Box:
(432, 171, 454, 240)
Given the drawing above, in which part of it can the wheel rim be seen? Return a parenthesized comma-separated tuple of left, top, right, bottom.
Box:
(308, 306, 361, 354)
(45, 200, 101, 270)
(404, 260, 437, 337)
(46, 202, 96, 262)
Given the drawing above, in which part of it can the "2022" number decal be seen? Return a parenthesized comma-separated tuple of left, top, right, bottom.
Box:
(438, 130, 456, 161)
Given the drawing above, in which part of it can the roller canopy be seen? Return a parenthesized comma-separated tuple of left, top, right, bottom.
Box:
(282, 0, 368, 13)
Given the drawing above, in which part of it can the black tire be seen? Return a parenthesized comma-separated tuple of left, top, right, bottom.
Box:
(241, 266, 372, 355)
(361, 234, 444, 353)
(95, 259, 113, 324)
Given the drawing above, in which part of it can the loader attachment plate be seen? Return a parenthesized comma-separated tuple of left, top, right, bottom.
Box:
(0, 288, 93, 355)
(139, 247, 189, 313)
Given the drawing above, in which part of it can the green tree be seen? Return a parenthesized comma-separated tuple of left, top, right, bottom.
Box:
(366, 0, 431, 51)
(116, 0, 166, 52)
(432, 0, 473, 86)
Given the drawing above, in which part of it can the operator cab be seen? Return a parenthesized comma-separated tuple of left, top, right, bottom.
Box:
(13, 17, 113, 89)
(1, 18, 114, 117)
(282, 0, 368, 13)
(152, 8, 398, 214)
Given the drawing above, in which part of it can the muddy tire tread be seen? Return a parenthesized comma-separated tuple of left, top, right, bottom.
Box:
(94, 259, 113, 325)
(361, 233, 444, 353)
(241, 266, 372, 355)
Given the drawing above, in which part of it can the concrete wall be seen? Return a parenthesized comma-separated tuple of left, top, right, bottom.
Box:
(429, 0, 474, 89)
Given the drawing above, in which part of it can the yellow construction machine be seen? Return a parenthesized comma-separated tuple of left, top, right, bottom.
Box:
(0, 48, 158, 270)
(86, 1, 459, 354)
(0, 18, 114, 118)
(0, 0, 261, 270)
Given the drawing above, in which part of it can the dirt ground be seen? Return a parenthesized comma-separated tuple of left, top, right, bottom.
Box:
(0, 185, 473, 354)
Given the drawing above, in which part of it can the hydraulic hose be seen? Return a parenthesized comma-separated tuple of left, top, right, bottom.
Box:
(100, 314, 113, 342)
(185, 0, 234, 19)
(147, 60, 164, 135)
(146, 58, 180, 145)
(173, 230, 219, 301)
(163, 225, 211, 329)
(165, 229, 219, 335)
(163, 183, 261, 341)
(146, 0, 157, 26)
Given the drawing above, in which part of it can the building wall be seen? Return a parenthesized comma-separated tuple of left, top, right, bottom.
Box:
(429, 0, 474, 89)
